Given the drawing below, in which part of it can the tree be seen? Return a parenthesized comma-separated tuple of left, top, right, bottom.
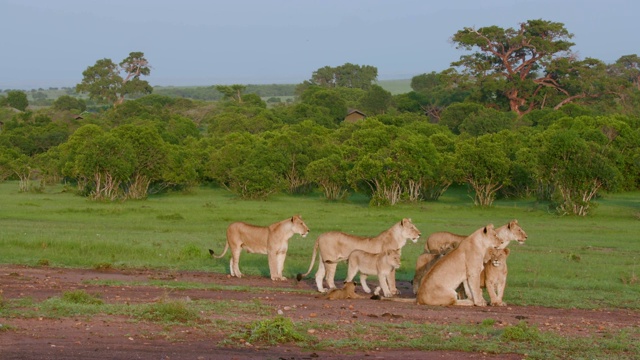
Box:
(359, 85, 392, 115)
(454, 135, 511, 207)
(307, 63, 378, 90)
(111, 124, 168, 199)
(538, 129, 619, 216)
(76, 52, 152, 106)
(215, 84, 246, 103)
(6, 90, 28, 111)
(450, 19, 603, 116)
(53, 95, 87, 112)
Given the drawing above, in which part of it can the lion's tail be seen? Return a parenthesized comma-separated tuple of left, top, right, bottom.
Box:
(296, 238, 319, 281)
(208, 241, 229, 259)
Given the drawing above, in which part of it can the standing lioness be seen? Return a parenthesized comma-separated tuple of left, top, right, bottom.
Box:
(297, 218, 421, 293)
(209, 215, 310, 281)
(425, 219, 527, 254)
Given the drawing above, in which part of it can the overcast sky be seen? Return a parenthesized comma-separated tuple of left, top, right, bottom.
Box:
(1, 0, 638, 90)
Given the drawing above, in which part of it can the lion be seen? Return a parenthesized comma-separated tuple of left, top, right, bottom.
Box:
(481, 248, 510, 306)
(209, 215, 310, 281)
(416, 224, 503, 306)
(297, 218, 421, 294)
(424, 219, 527, 254)
(411, 251, 446, 295)
(316, 281, 365, 300)
(344, 249, 401, 297)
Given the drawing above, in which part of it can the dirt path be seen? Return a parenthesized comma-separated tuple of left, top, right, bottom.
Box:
(1, 265, 638, 359)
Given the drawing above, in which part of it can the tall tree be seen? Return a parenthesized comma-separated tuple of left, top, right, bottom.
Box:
(450, 19, 604, 116)
(76, 52, 152, 106)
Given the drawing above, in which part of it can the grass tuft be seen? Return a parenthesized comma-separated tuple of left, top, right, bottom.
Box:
(245, 316, 307, 345)
(134, 300, 199, 323)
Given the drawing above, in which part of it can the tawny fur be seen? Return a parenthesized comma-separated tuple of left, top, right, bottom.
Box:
(480, 248, 510, 306)
(424, 219, 527, 254)
(416, 224, 502, 306)
(344, 249, 401, 297)
(317, 281, 365, 300)
(209, 215, 309, 281)
(298, 218, 421, 294)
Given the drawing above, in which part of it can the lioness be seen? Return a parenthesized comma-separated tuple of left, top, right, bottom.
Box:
(209, 215, 310, 281)
(317, 281, 365, 300)
(297, 218, 421, 293)
(417, 224, 503, 306)
(481, 248, 510, 306)
(425, 219, 527, 254)
(344, 249, 401, 297)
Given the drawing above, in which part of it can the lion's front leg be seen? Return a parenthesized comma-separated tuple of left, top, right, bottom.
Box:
(267, 250, 282, 281)
(359, 274, 371, 293)
(275, 250, 287, 281)
(466, 273, 487, 306)
(379, 274, 393, 297)
(388, 268, 400, 295)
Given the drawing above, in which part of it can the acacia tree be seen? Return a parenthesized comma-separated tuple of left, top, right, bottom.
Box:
(76, 52, 152, 106)
(450, 19, 607, 116)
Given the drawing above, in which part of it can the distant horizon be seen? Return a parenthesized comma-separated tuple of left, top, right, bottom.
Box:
(4, 1, 637, 93)
(3, 74, 416, 92)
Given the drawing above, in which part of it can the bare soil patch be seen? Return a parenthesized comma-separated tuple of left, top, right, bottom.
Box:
(1, 265, 638, 359)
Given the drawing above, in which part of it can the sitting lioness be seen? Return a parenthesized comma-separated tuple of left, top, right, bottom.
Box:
(297, 218, 421, 294)
(344, 249, 401, 297)
(424, 219, 527, 254)
(317, 281, 365, 300)
(417, 224, 503, 306)
(481, 248, 510, 306)
(209, 215, 310, 281)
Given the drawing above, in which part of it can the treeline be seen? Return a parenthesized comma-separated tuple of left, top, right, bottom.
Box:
(1, 89, 638, 216)
(153, 84, 297, 101)
(2, 19, 640, 216)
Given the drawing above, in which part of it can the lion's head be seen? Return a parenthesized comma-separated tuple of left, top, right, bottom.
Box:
(385, 249, 402, 270)
(400, 218, 421, 243)
(507, 220, 528, 244)
(487, 248, 510, 267)
(291, 215, 310, 238)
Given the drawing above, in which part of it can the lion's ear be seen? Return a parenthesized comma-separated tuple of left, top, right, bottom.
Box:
(504, 248, 511, 256)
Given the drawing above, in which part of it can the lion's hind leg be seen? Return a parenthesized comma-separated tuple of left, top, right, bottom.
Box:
(230, 246, 243, 278)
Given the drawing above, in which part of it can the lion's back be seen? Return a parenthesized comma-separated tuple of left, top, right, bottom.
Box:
(425, 231, 466, 253)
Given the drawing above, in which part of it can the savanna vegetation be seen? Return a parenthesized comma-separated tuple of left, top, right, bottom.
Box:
(1, 20, 638, 218)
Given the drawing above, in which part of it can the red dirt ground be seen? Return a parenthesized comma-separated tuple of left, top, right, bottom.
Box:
(1, 265, 638, 359)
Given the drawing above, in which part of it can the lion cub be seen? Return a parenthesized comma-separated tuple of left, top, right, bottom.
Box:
(317, 281, 365, 300)
(344, 249, 401, 298)
(481, 248, 510, 306)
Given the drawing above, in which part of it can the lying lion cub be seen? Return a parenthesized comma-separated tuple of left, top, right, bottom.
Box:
(344, 249, 401, 298)
(481, 248, 510, 306)
(317, 281, 365, 300)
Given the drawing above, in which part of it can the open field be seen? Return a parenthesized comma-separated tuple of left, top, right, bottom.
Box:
(1, 182, 639, 359)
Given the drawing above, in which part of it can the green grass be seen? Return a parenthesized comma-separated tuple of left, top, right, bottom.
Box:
(0, 181, 639, 310)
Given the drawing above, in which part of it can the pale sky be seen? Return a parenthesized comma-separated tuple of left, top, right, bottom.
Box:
(1, 0, 638, 90)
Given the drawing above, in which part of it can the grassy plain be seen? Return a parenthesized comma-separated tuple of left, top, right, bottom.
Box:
(0, 181, 638, 310)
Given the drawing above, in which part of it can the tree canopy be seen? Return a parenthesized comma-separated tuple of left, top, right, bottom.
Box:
(76, 51, 152, 106)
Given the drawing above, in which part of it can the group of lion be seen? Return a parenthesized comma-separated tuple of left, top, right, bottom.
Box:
(209, 215, 527, 306)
